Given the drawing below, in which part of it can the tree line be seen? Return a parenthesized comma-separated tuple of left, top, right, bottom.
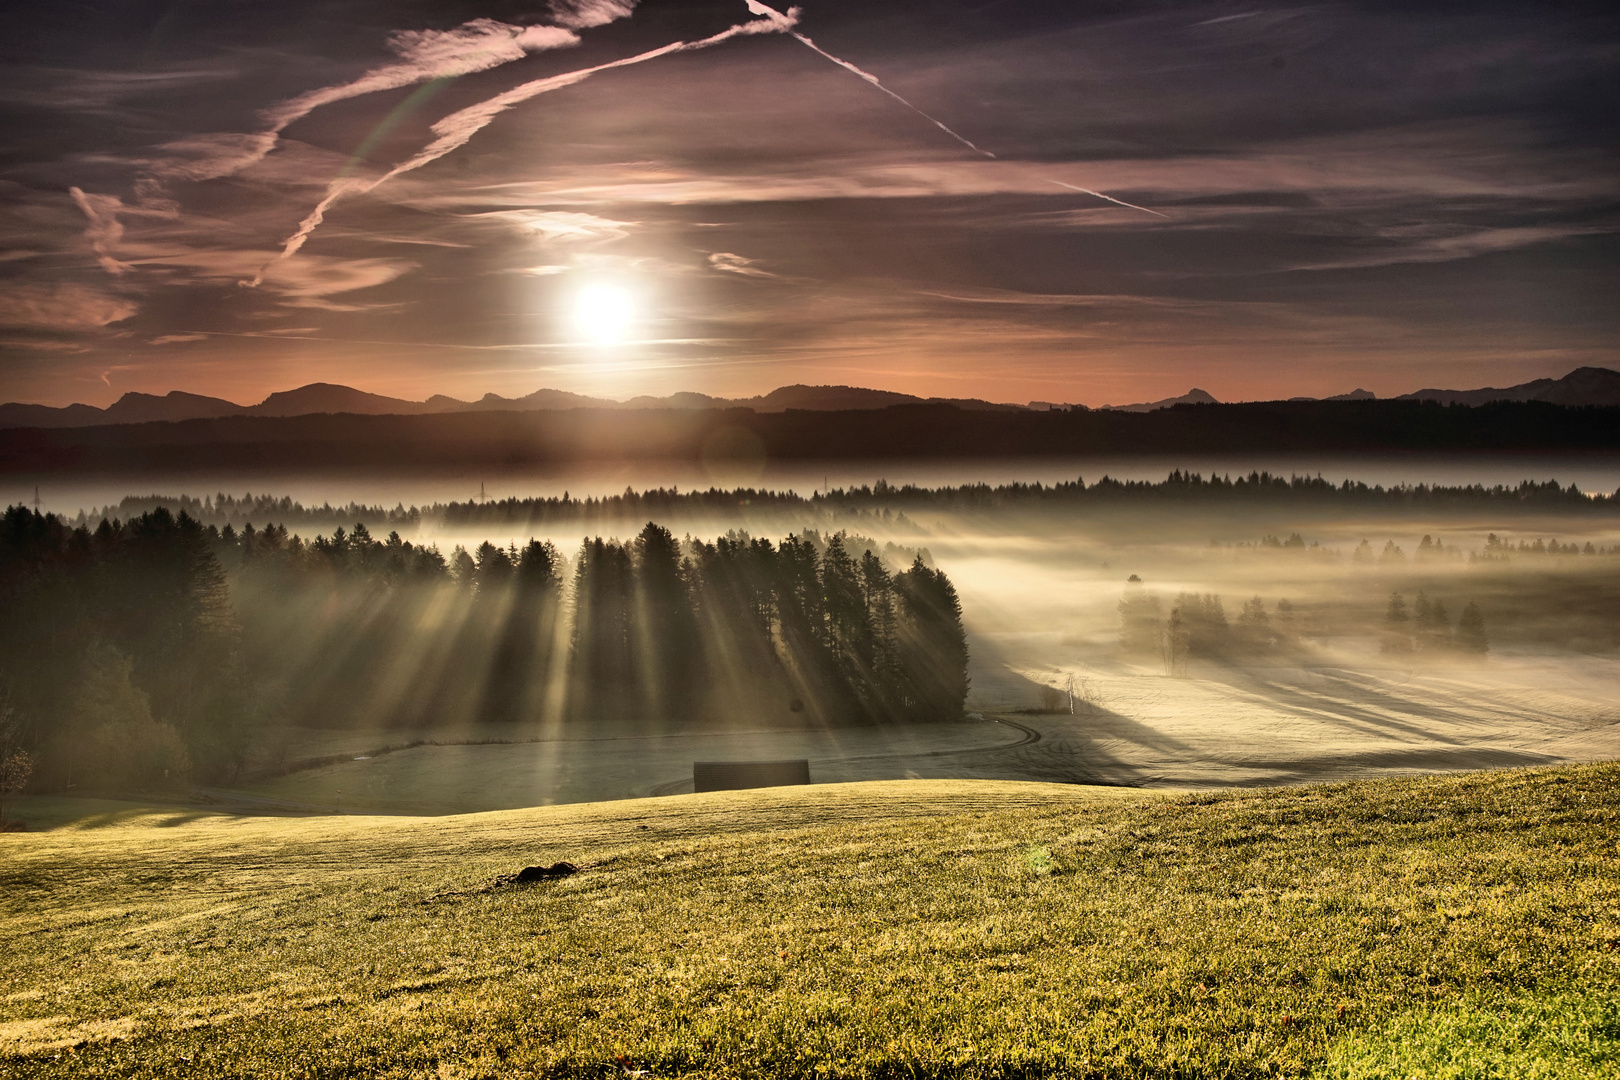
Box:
(8, 398, 1620, 476)
(53, 472, 1618, 541)
(0, 505, 967, 796)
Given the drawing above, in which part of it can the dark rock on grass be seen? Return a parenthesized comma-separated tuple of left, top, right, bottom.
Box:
(426, 860, 593, 901)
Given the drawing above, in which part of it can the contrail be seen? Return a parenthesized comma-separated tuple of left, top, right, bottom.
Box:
(244, 6, 801, 286)
(788, 36, 993, 158)
(742, 0, 991, 157)
(1047, 179, 1168, 218)
(747, 1, 1166, 218)
(258, 21, 582, 138)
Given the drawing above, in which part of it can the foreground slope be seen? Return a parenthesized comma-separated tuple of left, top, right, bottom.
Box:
(2, 770, 1617, 1077)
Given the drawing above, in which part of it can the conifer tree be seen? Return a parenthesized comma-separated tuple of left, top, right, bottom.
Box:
(1382, 591, 1412, 654)
(1118, 575, 1164, 656)
(1455, 601, 1489, 655)
(893, 557, 969, 721)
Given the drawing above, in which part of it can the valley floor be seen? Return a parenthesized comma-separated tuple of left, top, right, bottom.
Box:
(225, 646, 1620, 816)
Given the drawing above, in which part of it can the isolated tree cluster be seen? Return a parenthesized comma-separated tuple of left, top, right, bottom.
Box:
(1382, 591, 1488, 657)
(1119, 577, 1302, 675)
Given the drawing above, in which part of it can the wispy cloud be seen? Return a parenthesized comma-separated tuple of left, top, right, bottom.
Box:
(68, 184, 183, 274)
(133, 20, 586, 186)
(148, 333, 209, 345)
(0, 337, 92, 353)
(126, 248, 416, 311)
(474, 210, 636, 244)
(63, 16, 599, 285)
(429, 120, 1611, 213)
(0, 282, 137, 331)
(258, 21, 583, 135)
(547, 0, 639, 30)
(68, 187, 129, 274)
(244, 4, 802, 285)
(137, 133, 280, 183)
(1, 66, 241, 113)
(708, 251, 781, 278)
(268, 256, 417, 311)
(1288, 224, 1608, 272)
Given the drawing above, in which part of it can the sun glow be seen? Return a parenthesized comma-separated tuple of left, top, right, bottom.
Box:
(571, 283, 636, 344)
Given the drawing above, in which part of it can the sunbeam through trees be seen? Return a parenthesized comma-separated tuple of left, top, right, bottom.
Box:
(0, 506, 969, 794)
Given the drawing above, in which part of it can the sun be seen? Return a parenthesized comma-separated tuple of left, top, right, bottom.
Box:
(571, 282, 635, 344)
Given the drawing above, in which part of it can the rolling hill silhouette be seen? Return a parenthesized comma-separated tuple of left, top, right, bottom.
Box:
(2, 368, 1616, 430)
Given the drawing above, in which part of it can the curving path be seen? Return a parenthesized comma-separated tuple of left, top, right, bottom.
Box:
(647, 716, 1042, 796)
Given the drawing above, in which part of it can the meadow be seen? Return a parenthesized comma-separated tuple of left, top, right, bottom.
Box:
(4, 764, 1617, 1078)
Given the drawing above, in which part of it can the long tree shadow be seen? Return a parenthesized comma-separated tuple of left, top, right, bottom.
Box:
(1202, 664, 1498, 744)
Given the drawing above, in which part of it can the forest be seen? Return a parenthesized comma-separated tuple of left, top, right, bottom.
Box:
(6, 399, 1620, 476)
(0, 506, 967, 795)
(62, 472, 1620, 540)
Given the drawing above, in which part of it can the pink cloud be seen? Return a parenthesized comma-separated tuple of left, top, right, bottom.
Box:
(0, 282, 137, 330)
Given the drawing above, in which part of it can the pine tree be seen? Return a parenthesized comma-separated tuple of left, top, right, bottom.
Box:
(1455, 601, 1488, 655)
(859, 550, 896, 686)
(633, 522, 700, 722)
(1117, 576, 1163, 656)
(1382, 592, 1412, 654)
(1171, 593, 1229, 658)
(893, 558, 969, 721)
(0, 697, 33, 828)
(569, 538, 634, 720)
(1236, 596, 1271, 653)
(450, 546, 476, 589)
(820, 534, 868, 674)
(1164, 609, 1188, 675)
(1415, 592, 1451, 652)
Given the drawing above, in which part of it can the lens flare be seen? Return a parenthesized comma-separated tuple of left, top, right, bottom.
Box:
(572, 283, 635, 344)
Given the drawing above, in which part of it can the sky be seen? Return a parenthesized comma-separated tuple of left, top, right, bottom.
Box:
(0, 0, 1616, 408)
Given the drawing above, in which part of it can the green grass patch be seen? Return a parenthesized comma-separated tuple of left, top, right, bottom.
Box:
(1321, 990, 1620, 1078)
(1, 768, 1616, 1078)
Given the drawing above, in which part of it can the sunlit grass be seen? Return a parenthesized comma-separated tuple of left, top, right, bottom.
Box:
(1319, 989, 1620, 1079)
(2, 766, 1615, 1077)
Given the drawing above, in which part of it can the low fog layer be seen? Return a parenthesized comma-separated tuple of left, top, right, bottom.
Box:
(3, 469, 1617, 812)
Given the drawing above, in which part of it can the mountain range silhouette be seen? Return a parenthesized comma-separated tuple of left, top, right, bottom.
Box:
(2, 367, 1617, 430)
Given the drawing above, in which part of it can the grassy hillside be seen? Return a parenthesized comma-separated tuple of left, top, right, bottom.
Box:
(2, 768, 1617, 1078)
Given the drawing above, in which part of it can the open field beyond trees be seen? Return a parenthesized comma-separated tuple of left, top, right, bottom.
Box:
(4, 765, 1618, 1078)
